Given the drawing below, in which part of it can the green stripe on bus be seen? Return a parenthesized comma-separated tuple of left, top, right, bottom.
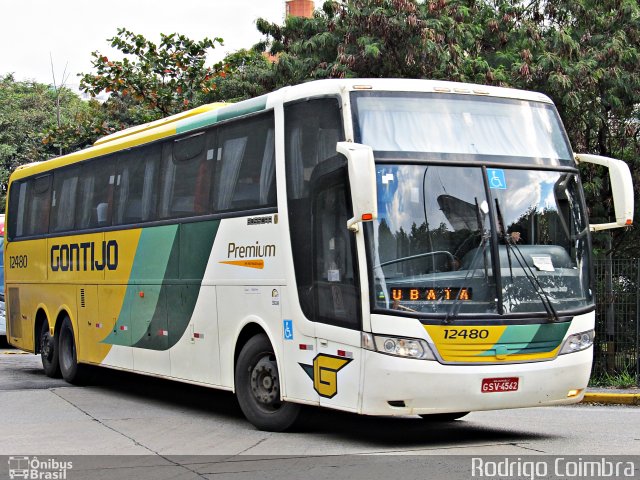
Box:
(176, 95, 268, 134)
(478, 322, 569, 357)
(102, 220, 220, 350)
(102, 225, 179, 347)
(131, 220, 220, 350)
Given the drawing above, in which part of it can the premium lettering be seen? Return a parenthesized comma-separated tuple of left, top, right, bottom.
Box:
(227, 241, 276, 259)
(51, 240, 118, 272)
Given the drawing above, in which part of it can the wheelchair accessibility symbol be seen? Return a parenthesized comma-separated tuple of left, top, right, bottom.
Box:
(283, 320, 293, 340)
(487, 168, 507, 189)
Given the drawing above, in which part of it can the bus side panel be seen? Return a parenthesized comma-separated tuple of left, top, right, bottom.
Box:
(278, 293, 319, 405)
(97, 284, 133, 369)
(36, 284, 77, 337)
(48, 234, 105, 285)
(6, 285, 34, 352)
(131, 284, 170, 376)
(5, 238, 48, 283)
(217, 285, 283, 390)
(5, 238, 47, 350)
(77, 284, 100, 363)
(169, 285, 221, 385)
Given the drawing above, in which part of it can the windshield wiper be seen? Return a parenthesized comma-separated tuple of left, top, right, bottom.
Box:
(494, 199, 560, 322)
(443, 198, 489, 324)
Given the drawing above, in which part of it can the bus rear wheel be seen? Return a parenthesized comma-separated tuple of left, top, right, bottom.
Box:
(419, 412, 469, 422)
(40, 321, 61, 378)
(58, 316, 87, 384)
(235, 333, 300, 432)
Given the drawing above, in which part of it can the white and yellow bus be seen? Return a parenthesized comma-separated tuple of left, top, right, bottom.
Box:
(5, 79, 634, 431)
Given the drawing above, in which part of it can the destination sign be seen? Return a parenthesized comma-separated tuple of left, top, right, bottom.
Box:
(390, 287, 472, 302)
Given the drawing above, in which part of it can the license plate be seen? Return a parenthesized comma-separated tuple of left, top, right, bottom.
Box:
(481, 377, 519, 393)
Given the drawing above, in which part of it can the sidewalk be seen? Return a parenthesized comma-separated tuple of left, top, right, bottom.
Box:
(583, 387, 640, 405)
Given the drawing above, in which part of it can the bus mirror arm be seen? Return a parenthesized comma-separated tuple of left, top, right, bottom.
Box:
(575, 153, 634, 231)
(336, 142, 378, 232)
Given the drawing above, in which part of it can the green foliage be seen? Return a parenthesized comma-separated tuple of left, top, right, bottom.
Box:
(207, 49, 273, 103)
(251, 0, 640, 257)
(0, 74, 94, 210)
(3, 2, 639, 257)
(79, 28, 225, 116)
(589, 369, 638, 389)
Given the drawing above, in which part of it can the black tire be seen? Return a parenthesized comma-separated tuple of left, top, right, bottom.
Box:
(235, 333, 300, 431)
(58, 316, 87, 384)
(40, 320, 61, 378)
(419, 412, 469, 422)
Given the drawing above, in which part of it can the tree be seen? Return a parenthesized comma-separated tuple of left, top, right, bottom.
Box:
(79, 28, 224, 117)
(0, 74, 70, 209)
(206, 49, 274, 103)
(252, 0, 639, 256)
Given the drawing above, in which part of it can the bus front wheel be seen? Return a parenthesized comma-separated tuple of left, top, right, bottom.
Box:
(40, 321, 61, 378)
(58, 316, 87, 385)
(235, 333, 300, 432)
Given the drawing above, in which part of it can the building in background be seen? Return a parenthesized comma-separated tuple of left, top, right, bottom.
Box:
(286, 0, 314, 18)
(265, 1, 315, 63)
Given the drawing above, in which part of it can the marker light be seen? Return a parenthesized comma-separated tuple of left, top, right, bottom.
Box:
(362, 213, 373, 221)
(362, 332, 436, 360)
(559, 330, 595, 355)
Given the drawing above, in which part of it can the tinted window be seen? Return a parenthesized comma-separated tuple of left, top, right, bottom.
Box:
(285, 98, 343, 201)
(214, 114, 276, 211)
(285, 98, 345, 320)
(50, 167, 80, 233)
(114, 145, 160, 225)
(76, 158, 116, 229)
(8, 175, 52, 239)
(159, 132, 213, 219)
(313, 176, 360, 328)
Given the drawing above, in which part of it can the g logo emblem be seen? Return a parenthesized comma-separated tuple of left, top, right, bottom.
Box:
(300, 354, 352, 399)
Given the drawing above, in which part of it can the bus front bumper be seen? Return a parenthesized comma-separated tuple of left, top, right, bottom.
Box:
(360, 347, 592, 416)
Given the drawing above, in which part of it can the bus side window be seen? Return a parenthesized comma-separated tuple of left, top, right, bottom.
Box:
(312, 176, 360, 329)
(7, 181, 27, 239)
(284, 97, 344, 320)
(77, 158, 116, 229)
(50, 167, 80, 233)
(159, 132, 210, 219)
(214, 113, 276, 212)
(9, 175, 52, 239)
(114, 145, 160, 225)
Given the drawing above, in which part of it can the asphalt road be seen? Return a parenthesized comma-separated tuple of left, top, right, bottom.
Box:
(1, 346, 639, 479)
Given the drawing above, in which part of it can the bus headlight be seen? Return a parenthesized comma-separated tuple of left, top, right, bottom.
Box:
(362, 332, 435, 360)
(559, 329, 595, 354)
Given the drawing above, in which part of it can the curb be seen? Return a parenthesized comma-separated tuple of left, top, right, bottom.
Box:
(582, 393, 640, 405)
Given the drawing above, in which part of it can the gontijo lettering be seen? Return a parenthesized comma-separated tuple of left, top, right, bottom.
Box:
(51, 240, 118, 271)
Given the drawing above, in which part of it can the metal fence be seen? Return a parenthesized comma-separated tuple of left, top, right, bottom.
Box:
(593, 258, 640, 383)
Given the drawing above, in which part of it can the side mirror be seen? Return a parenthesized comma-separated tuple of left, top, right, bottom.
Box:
(576, 153, 634, 231)
(336, 142, 378, 231)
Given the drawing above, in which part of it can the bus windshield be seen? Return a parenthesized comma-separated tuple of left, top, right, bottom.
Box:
(353, 91, 591, 317)
(352, 91, 573, 165)
(366, 165, 591, 317)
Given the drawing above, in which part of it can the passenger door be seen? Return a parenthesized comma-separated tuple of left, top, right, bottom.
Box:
(310, 163, 363, 411)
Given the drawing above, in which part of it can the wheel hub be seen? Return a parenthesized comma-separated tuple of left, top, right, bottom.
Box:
(250, 357, 280, 407)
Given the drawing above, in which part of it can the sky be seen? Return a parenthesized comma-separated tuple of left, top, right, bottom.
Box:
(0, 0, 289, 90)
